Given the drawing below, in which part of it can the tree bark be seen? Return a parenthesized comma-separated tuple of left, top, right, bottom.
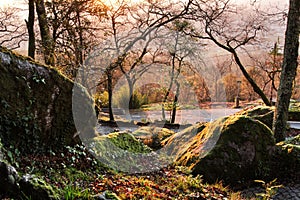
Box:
(106, 69, 115, 122)
(231, 50, 271, 106)
(273, 0, 300, 142)
(35, 0, 54, 66)
(171, 80, 180, 124)
(26, 0, 35, 59)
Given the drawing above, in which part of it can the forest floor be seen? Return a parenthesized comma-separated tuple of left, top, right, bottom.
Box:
(3, 127, 297, 200)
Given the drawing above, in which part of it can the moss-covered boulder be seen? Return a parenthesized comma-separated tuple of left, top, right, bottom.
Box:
(19, 175, 59, 200)
(235, 106, 274, 129)
(271, 135, 300, 181)
(132, 127, 175, 150)
(174, 116, 276, 185)
(86, 132, 163, 173)
(161, 122, 207, 159)
(0, 46, 97, 153)
(0, 161, 58, 200)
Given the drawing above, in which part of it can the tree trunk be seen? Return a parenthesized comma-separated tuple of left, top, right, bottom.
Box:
(106, 69, 115, 122)
(26, 0, 35, 59)
(35, 0, 54, 66)
(273, 0, 300, 142)
(162, 73, 175, 121)
(232, 51, 271, 106)
(171, 80, 180, 124)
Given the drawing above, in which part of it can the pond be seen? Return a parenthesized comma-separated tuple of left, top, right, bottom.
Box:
(96, 108, 242, 134)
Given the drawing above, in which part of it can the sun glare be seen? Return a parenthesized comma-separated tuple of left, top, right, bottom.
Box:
(0, 0, 26, 9)
(0, 0, 15, 8)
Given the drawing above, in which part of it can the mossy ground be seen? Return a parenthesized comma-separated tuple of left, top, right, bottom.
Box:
(1, 122, 299, 199)
(2, 145, 243, 200)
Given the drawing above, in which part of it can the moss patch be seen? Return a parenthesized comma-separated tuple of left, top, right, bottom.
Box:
(235, 106, 275, 129)
(161, 122, 207, 161)
(86, 132, 165, 173)
(19, 175, 59, 200)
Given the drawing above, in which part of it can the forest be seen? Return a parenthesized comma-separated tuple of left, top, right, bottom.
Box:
(0, 0, 299, 199)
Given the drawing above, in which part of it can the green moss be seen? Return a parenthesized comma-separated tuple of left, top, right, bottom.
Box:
(86, 132, 155, 172)
(161, 122, 207, 162)
(235, 106, 275, 129)
(173, 115, 276, 185)
(19, 175, 60, 200)
(104, 190, 122, 200)
(272, 135, 300, 180)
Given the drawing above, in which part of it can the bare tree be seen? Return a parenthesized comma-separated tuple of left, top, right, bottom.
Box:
(252, 42, 283, 103)
(44, 0, 106, 78)
(273, 0, 300, 142)
(184, 0, 272, 106)
(158, 20, 198, 123)
(0, 7, 27, 50)
(91, 0, 192, 121)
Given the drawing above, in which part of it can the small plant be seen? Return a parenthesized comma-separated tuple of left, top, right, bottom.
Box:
(255, 179, 283, 200)
(63, 185, 91, 200)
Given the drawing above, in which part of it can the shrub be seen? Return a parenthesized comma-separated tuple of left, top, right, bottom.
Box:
(113, 86, 148, 109)
(94, 91, 109, 108)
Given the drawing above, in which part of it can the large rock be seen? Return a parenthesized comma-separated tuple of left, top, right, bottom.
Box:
(162, 122, 207, 159)
(0, 46, 97, 153)
(0, 161, 58, 199)
(86, 132, 165, 173)
(19, 174, 59, 200)
(236, 105, 300, 128)
(235, 106, 274, 129)
(0, 161, 20, 198)
(271, 135, 300, 181)
(132, 126, 175, 150)
(174, 116, 276, 185)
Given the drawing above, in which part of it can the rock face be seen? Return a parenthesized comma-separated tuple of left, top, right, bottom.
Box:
(0, 46, 96, 153)
(172, 116, 276, 185)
